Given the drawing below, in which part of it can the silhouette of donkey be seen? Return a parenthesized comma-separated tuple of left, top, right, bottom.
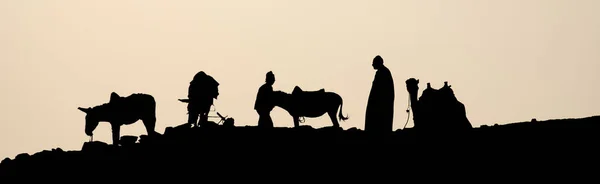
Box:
(271, 86, 349, 128)
(78, 92, 158, 146)
(405, 78, 472, 130)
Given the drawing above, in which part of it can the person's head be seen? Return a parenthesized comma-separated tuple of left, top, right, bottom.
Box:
(372, 55, 384, 70)
(266, 71, 275, 85)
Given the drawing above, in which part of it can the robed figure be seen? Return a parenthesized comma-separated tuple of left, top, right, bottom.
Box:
(365, 55, 395, 134)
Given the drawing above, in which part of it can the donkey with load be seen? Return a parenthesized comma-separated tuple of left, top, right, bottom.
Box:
(271, 86, 349, 128)
(78, 92, 159, 146)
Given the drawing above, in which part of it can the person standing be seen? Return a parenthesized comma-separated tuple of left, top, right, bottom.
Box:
(365, 55, 395, 134)
(254, 71, 276, 128)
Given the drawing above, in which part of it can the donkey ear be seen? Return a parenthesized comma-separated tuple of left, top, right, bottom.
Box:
(110, 92, 120, 103)
(78, 107, 91, 113)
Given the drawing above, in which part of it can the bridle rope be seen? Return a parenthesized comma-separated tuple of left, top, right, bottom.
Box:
(403, 93, 412, 129)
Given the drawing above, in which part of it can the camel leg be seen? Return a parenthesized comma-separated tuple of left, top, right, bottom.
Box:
(328, 111, 340, 128)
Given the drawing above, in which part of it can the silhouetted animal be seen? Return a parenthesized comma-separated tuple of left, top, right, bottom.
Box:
(187, 71, 220, 127)
(271, 86, 349, 128)
(78, 92, 157, 145)
(405, 78, 472, 130)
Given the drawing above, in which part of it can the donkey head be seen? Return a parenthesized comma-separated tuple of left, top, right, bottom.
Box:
(271, 90, 292, 109)
(78, 107, 99, 136)
(77, 92, 121, 136)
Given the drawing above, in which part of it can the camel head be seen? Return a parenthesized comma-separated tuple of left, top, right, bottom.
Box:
(405, 78, 420, 95)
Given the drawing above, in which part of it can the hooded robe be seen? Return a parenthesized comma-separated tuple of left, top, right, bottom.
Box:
(365, 65, 395, 133)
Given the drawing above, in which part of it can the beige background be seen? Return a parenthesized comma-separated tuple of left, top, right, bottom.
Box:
(1, 0, 599, 159)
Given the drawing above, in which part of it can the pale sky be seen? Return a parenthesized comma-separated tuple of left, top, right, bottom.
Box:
(1, 0, 599, 159)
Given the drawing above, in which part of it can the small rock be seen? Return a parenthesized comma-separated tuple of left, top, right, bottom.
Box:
(1, 157, 11, 165)
(223, 118, 235, 127)
(82, 141, 109, 152)
(15, 153, 30, 160)
(121, 135, 138, 146)
(347, 127, 360, 131)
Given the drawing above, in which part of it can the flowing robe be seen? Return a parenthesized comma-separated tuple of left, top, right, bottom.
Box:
(365, 65, 395, 133)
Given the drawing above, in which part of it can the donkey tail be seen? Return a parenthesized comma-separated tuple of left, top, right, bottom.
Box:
(338, 97, 349, 121)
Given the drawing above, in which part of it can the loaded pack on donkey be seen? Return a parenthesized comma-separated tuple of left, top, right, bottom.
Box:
(179, 71, 234, 128)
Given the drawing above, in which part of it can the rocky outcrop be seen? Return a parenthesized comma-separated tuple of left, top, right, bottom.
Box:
(1, 116, 600, 179)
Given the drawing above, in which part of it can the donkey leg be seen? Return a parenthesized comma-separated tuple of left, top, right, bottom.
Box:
(143, 116, 157, 136)
(328, 111, 340, 128)
(293, 116, 300, 128)
(111, 124, 121, 146)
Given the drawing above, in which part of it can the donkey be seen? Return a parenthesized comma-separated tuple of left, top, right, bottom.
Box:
(271, 86, 349, 128)
(78, 92, 157, 146)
